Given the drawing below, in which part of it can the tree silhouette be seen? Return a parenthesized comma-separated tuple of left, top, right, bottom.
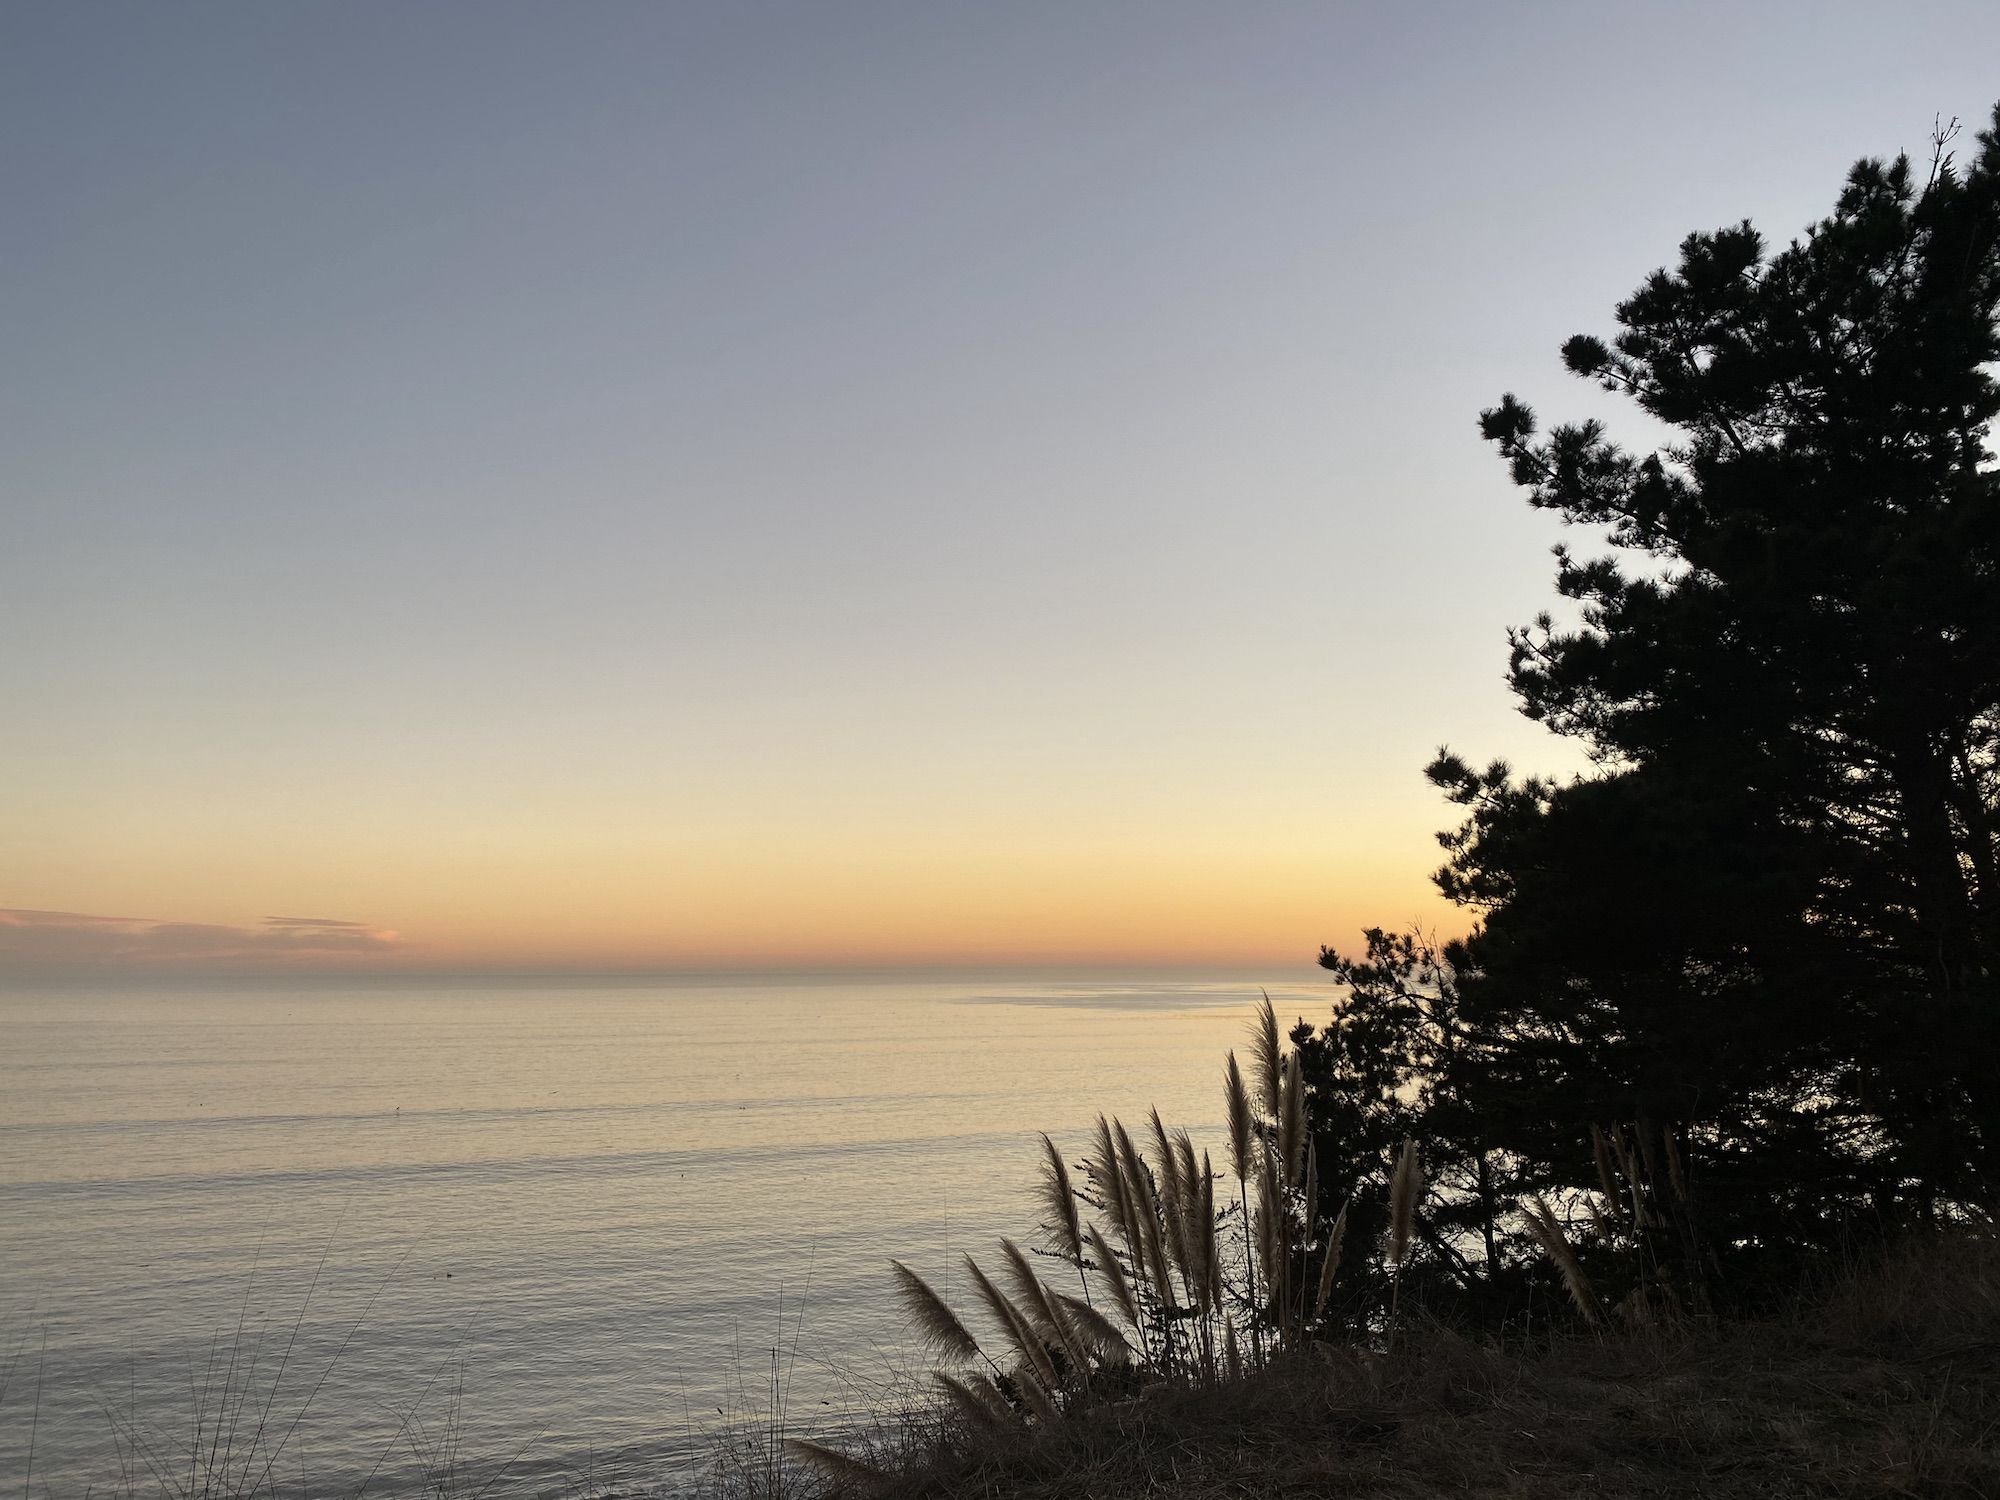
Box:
(1313, 107, 2000, 1301)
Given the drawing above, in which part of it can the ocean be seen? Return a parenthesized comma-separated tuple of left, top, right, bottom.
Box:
(0, 970, 1332, 1495)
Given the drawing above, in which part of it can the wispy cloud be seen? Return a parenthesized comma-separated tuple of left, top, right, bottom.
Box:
(0, 908, 400, 974)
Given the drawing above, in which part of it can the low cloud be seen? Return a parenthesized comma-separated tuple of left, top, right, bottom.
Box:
(0, 908, 400, 974)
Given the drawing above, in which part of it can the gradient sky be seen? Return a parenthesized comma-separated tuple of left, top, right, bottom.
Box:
(5, 3, 1998, 973)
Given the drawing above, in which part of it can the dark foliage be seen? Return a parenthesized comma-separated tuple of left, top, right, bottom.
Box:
(1310, 107, 2000, 1312)
(1295, 931, 1533, 1328)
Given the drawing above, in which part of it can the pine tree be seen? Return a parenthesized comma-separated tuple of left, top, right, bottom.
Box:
(1317, 107, 2000, 1294)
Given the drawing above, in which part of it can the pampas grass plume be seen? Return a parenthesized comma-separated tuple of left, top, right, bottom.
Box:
(1054, 1292, 1132, 1363)
(1523, 1195, 1605, 1326)
(1313, 1198, 1350, 1321)
(1280, 1053, 1307, 1187)
(1199, 1149, 1221, 1313)
(1009, 1364, 1061, 1424)
(1114, 1119, 1175, 1309)
(932, 1370, 1013, 1433)
(1252, 992, 1283, 1122)
(784, 1438, 888, 1492)
(999, 1237, 1088, 1372)
(1085, 1224, 1141, 1329)
(1037, 1132, 1084, 1264)
(1224, 1051, 1255, 1184)
(1388, 1139, 1422, 1268)
(964, 1255, 1058, 1388)
(890, 1258, 982, 1364)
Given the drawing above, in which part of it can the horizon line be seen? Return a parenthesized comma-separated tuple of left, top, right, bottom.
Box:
(0, 955, 1342, 987)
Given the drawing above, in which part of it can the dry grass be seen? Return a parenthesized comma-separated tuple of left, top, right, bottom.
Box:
(792, 1231, 2000, 1500)
(771, 990, 1996, 1498)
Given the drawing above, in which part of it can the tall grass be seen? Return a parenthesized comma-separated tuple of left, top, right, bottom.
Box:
(9, 1248, 561, 1500)
(842, 994, 1392, 1459)
(89, 1246, 406, 1500)
(835, 993, 1735, 1475)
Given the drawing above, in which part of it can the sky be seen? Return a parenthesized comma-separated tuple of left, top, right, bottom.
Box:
(5, 2, 1998, 975)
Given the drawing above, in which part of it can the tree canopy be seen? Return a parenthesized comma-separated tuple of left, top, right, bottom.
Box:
(1305, 107, 2000, 1316)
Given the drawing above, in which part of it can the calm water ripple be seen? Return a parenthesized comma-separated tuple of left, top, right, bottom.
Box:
(0, 971, 1329, 1496)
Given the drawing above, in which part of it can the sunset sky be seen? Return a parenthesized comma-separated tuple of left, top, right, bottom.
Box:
(6, 3, 1998, 974)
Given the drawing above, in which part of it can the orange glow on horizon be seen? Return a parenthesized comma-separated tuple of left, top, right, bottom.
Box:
(2, 825, 1466, 974)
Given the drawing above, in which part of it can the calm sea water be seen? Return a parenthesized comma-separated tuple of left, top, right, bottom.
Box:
(0, 971, 1331, 1496)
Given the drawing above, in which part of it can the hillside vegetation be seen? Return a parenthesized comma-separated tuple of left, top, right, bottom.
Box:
(788, 1233, 1997, 1499)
